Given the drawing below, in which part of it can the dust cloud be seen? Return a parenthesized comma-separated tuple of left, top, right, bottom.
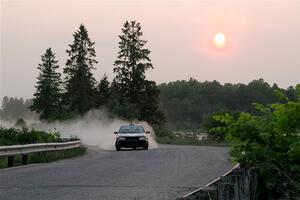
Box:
(0, 120, 15, 128)
(0, 110, 158, 150)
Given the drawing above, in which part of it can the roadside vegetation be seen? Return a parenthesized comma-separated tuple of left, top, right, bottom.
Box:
(208, 88, 300, 199)
(0, 127, 85, 169)
(0, 127, 61, 146)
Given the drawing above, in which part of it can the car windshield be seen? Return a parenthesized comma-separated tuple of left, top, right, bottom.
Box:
(119, 125, 145, 133)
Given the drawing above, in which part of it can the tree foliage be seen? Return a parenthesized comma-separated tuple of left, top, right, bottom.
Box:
(113, 21, 153, 100)
(0, 97, 34, 120)
(64, 24, 98, 115)
(96, 74, 110, 108)
(159, 78, 297, 129)
(30, 48, 62, 119)
(112, 20, 164, 125)
(210, 87, 300, 199)
(4, 22, 164, 125)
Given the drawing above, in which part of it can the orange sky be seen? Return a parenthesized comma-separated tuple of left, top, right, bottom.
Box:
(1, 0, 299, 99)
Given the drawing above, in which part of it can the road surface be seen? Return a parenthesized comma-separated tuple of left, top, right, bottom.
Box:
(0, 145, 233, 200)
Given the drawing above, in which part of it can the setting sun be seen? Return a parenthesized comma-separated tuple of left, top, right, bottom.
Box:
(214, 33, 226, 48)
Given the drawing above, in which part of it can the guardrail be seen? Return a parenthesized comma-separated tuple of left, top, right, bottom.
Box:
(180, 163, 258, 200)
(180, 163, 241, 200)
(0, 140, 81, 167)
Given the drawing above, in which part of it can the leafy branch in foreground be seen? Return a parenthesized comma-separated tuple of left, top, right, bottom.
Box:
(210, 87, 300, 199)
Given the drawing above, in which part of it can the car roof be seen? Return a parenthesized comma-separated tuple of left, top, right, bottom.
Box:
(120, 124, 143, 128)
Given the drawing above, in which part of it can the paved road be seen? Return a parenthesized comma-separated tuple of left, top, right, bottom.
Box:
(0, 145, 233, 200)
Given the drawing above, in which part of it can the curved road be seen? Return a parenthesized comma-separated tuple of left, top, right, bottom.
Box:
(0, 145, 232, 200)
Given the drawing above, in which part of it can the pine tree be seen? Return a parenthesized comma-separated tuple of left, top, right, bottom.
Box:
(64, 24, 98, 115)
(30, 48, 62, 119)
(113, 20, 164, 124)
(113, 21, 153, 103)
(96, 74, 110, 107)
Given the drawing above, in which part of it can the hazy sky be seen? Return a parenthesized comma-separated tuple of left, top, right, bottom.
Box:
(1, 0, 299, 100)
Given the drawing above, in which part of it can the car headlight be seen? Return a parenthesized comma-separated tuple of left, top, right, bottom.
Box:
(118, 137, 126, 141)
(139, 136, 147, 140)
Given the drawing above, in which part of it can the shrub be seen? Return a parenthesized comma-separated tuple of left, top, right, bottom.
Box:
(210, 94, 300, 199)
(0, 127, 62, 146)
(153, 125, 174, 138)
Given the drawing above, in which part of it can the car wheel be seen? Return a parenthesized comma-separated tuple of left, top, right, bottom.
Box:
(143, 145, 148, 150)
(116, 144, 120, 151)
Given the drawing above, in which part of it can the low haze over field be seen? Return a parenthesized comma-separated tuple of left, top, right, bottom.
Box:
(0, 0, 299, 100)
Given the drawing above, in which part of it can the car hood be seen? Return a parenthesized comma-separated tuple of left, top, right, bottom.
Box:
(118, 133, 146, 137)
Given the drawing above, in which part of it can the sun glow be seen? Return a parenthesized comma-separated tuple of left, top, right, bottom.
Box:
(214, 33, 226, 48)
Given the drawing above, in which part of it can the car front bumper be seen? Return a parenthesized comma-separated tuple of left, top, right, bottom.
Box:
(116, 140, 148, 148)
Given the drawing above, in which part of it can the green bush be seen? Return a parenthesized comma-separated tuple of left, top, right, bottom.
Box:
(0, 127, 62, 146)
(210, 90, 300, 199)
(206, 113, 234, 142)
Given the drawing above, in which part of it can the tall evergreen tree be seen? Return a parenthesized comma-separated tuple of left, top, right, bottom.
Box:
(114, 21, 153, 103)
(30, 48, 62, 119)
(64, 24, 98, 115)
(113, 20, 164, 124)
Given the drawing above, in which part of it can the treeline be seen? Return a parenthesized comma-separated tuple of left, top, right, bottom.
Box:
(159, 78, 299, 129)
(27, 21, 164, 125)
(2, 78, 298, 130)
(0, 97, 35, 120)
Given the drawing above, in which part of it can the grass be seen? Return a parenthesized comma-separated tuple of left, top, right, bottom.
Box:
(0, 146, 86, 169)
